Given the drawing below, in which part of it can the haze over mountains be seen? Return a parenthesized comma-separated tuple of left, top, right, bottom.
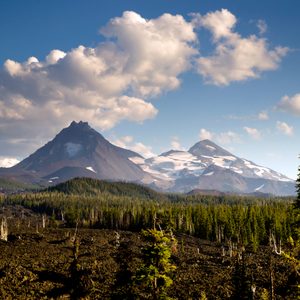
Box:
(0, 121, 295, 196)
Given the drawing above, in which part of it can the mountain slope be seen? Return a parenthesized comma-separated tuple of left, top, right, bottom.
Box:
(129, 140, 295, 195)
(0, 122, 295, 196)
(0, 121, 149, 185)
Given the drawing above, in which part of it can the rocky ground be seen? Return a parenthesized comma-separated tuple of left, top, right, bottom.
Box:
(0, 205, 297, 299)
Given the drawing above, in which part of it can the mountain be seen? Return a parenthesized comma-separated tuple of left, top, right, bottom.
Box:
(0, 122, 295, 196)
(129, 140, 295, 196)
(0, 121, 151, 186)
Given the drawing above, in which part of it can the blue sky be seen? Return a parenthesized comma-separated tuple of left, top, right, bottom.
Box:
(0, 0, 299, 179)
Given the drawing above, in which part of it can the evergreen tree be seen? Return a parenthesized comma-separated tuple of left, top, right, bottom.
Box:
(282, 160, 300, 297)
(295, 163, 300, 209)
(134, 228, 176, 299)
(232, 254, 252, 300)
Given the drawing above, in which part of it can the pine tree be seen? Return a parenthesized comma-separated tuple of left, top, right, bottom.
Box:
(295, 163, 300, 209)
(134, 228, 176, 299)
(282, 160, 300, 297)
(232, 254, 251, 300)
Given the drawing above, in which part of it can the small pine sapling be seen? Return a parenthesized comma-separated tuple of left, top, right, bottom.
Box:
(135, 228, 177, 299)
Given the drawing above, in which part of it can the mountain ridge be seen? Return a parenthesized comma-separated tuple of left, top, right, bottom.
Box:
(0, 121, 149, 186)
(129, 138, 294, 195)
(0, 121, 295, 196)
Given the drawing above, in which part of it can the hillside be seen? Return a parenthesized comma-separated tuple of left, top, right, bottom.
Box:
(0, 177, 38, 193)
(46, 177, 167, 201)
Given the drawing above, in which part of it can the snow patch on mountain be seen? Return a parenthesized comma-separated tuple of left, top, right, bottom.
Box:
(139, 151, 207, 180)
(205, 145, 216, 151)
(204, 172, 214, 176)
(65, 143, 83, 158)
(86, 166, 97, 173)
(255, 184, 265, 191)
(154, 152, 201, 171)
(241, 159, 292, 182)
(201, 155, 237, 168)
(131, 140, 294, 193)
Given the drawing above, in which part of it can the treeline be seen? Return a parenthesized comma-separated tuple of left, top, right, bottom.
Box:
(3, 189, 295, 250)
(0, 178, 37, 194)
(45, 177, 167, 200)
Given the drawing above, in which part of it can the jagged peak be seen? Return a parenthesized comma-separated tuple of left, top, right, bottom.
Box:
(69, 120, 91, 129)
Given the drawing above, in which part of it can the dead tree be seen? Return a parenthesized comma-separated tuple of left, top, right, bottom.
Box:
(0, 218, 8, 241)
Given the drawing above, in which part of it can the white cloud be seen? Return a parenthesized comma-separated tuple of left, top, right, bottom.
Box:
(276, 121, 294, 136)
(226, 110, 269, 121)
(171, 136, 184, 150)
(276, 93, 300, 115)
(258, 111, 269, 120)
(195, 9, 288, 85)
(0, 11, 199, 157)
(199, 128, 213, 140)
(0, 10, 289, 159)
(199, 9, 237, 40)
(0, 157, 20, 168)
(199, 128, 240, 145)
(129, 142, 155, 158)
(112, 136, 155, 158)
(243, 127, 261, 140)
(217, 131, 240, 144)
(101, 11, 197, 97)
(113, 136, 134, 148)
(257, 19, 267, 35)
(121, 135, 134, 144)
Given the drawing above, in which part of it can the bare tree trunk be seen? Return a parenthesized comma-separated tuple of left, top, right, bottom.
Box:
(42, 214, 46, 229)
(0, 218, 8, 241)
(269, 255, 275, 300)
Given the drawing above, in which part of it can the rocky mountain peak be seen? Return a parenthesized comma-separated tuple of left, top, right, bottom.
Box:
(69, 120, 91, 129)
(6, 121, 146, 183)
(188, 139, 234, 157)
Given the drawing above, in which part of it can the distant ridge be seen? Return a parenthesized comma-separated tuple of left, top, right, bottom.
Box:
(46, 177, 166, 200)
(187, 188, 273, 198)
(0, 121, 296, 196)
(131, 139, 295, 196)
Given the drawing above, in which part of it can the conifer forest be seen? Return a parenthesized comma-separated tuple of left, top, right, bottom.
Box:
(0, 177, 299, 299)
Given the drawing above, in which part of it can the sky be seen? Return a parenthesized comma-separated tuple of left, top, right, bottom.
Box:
(0, 0, 299, 179)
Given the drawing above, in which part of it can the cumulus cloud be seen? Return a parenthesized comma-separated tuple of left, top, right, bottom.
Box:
(0, 157, 20, 168)
(243, 127, 261, 140)
(194, 9, 288, 85)
(129, 142, 155, 158)
(257, 19, 267, 35)
(276, 121, 294, 136)
(0, 10, 288, 159)
(171, 136, 184, 150)
(258, 111, 269, 120)
(276, 93, 300, 115)
(198, 9, 237, 40)
(0, 11, 198, 157)
(217, 131, 240, 144)
(101, 11, 197, 97)
(112, 136, 155, 158)
(199, 128, 240, 144)
(199, 128, 213, 140)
